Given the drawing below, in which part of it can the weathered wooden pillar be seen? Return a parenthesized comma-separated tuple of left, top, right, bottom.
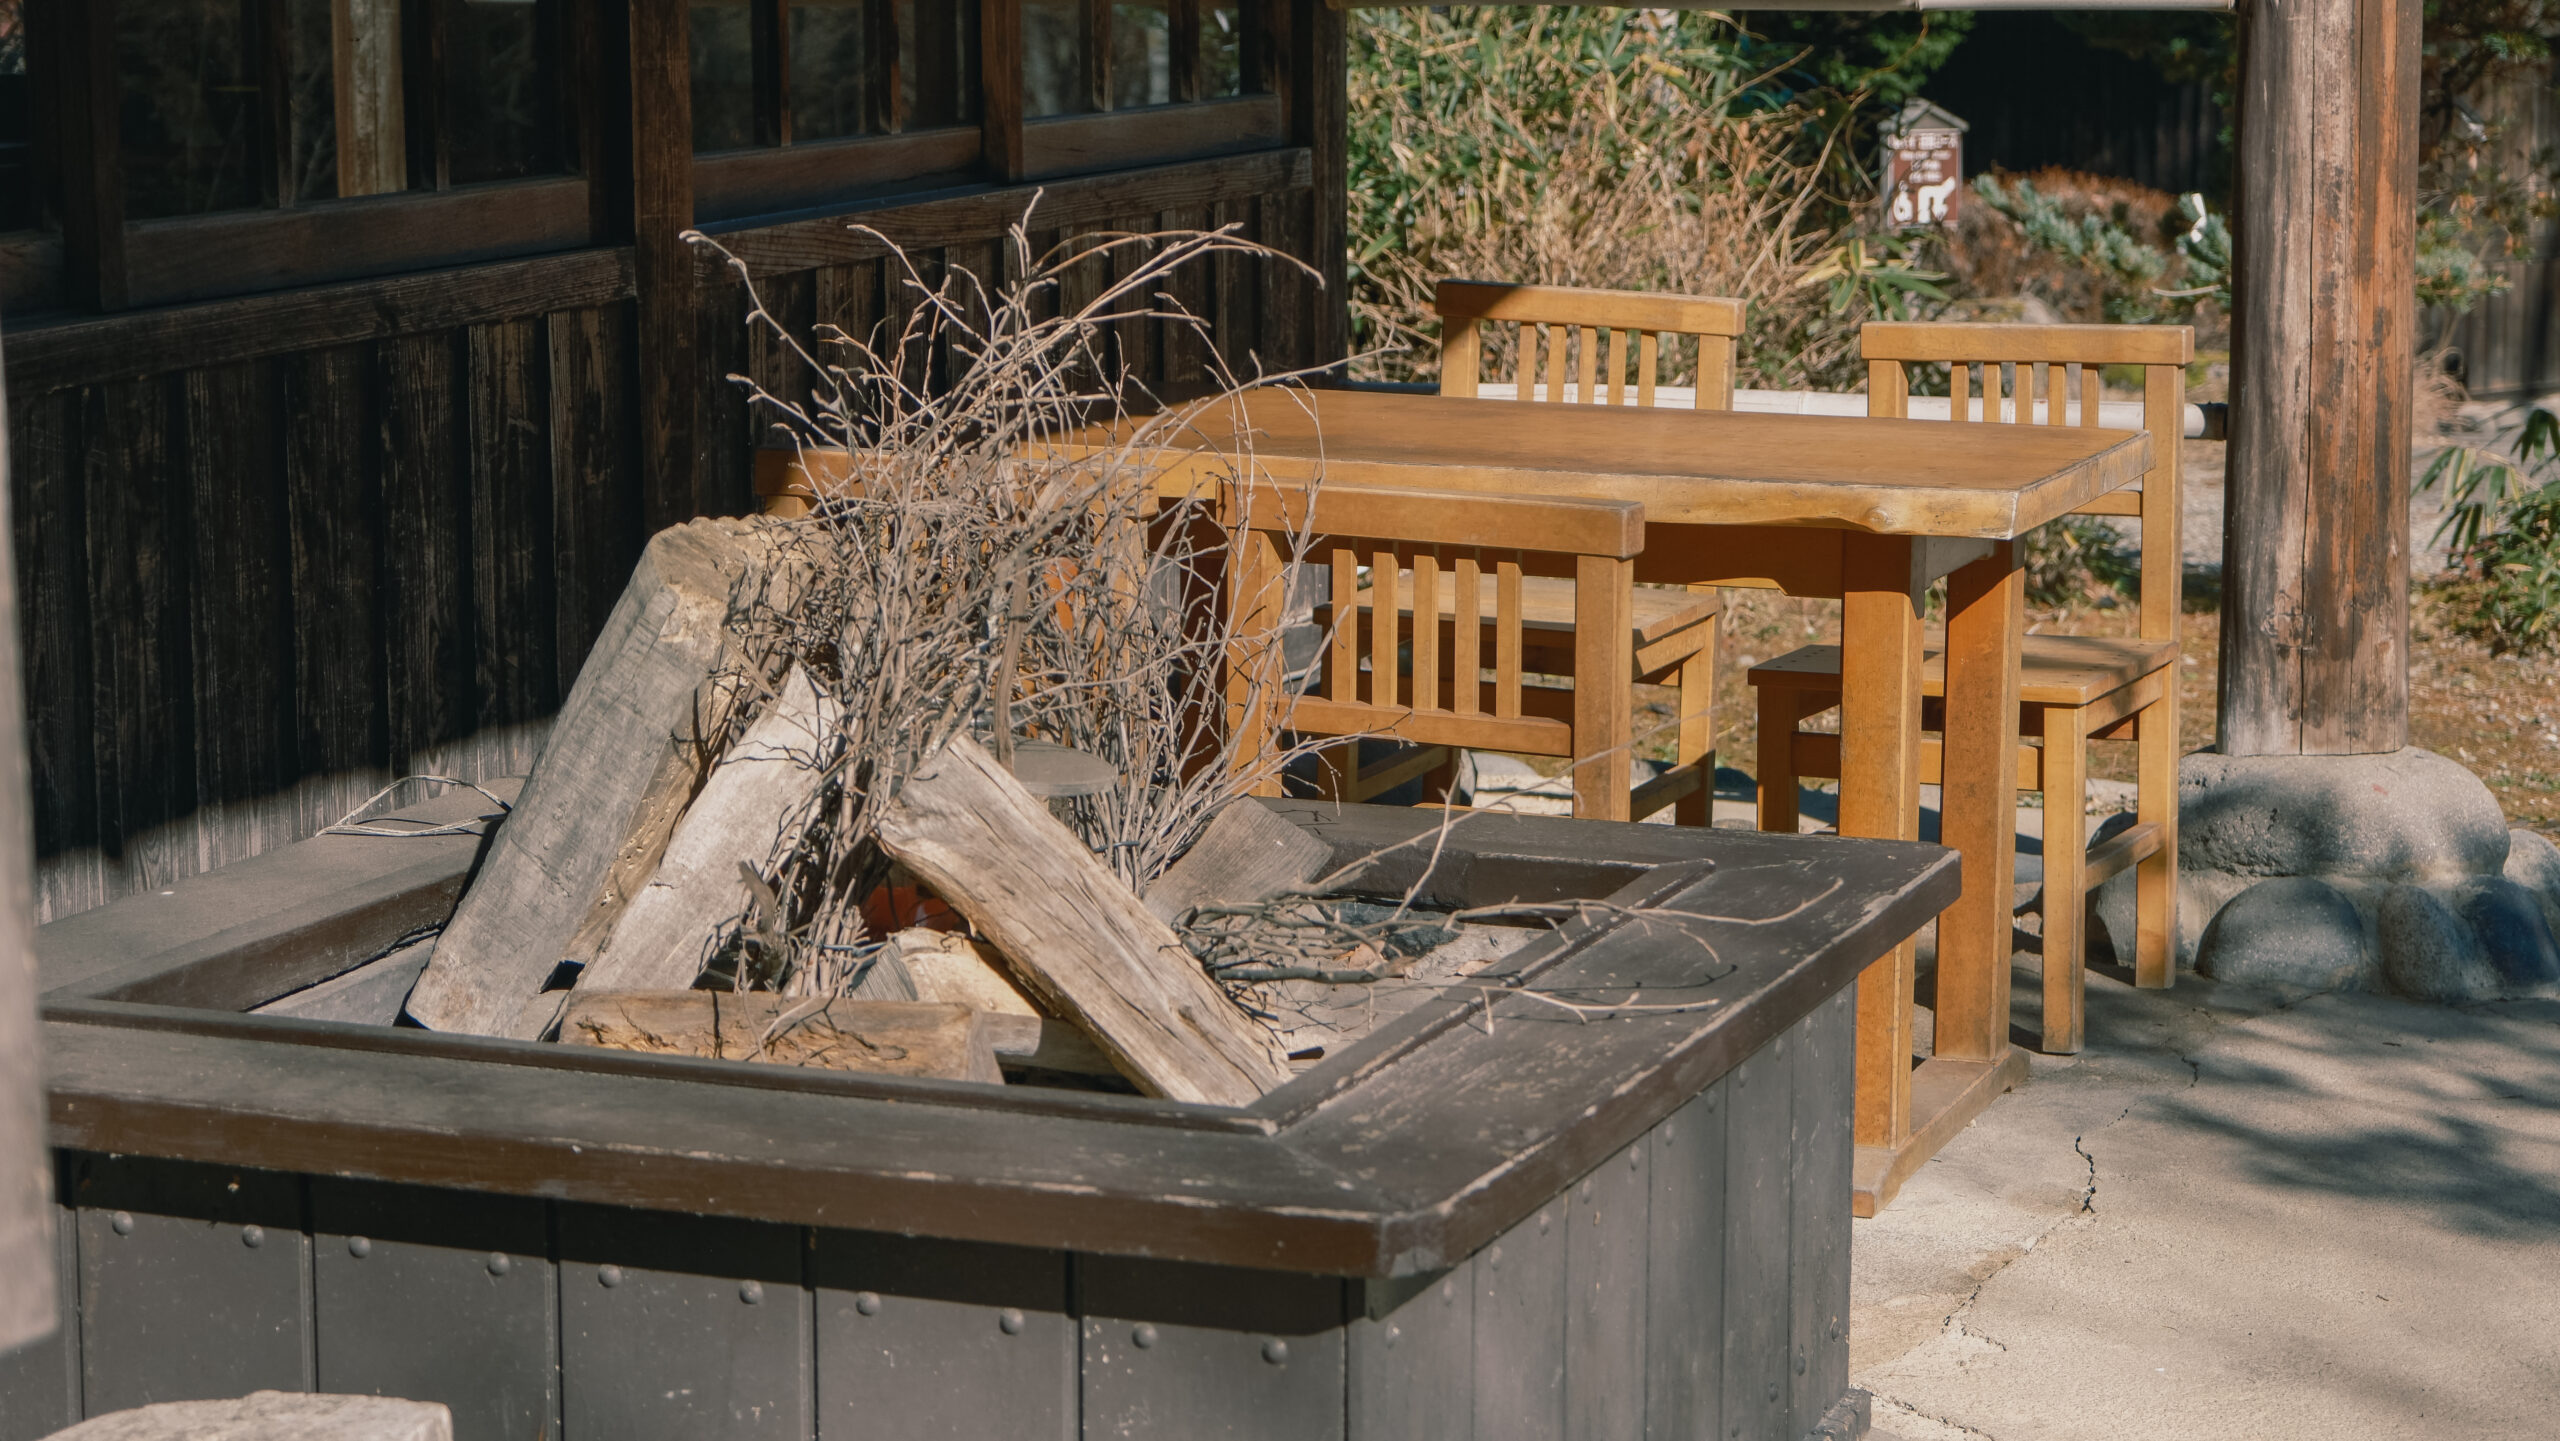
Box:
(2219, 0, 2421, 756)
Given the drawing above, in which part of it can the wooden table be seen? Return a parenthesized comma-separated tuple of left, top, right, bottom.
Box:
(1073, 389, 2152, 1214)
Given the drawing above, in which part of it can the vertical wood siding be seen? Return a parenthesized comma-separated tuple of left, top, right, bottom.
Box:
(13, 180, 1320, 921)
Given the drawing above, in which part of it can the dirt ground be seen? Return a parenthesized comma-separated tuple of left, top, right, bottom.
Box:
(1681, 558, 2559, 844)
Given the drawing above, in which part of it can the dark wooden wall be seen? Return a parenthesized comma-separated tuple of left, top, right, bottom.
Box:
(5, 142, 1329, 922)
(1923, 14, 2230, 200)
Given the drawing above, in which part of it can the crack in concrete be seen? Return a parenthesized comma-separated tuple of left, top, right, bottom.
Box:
(2070, 1106, 2133, 1214)
(1873, 1391, 2004, 1440)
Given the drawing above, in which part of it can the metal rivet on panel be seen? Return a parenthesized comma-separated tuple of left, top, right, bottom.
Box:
(1382, 1323, 1401, 1349)
(1261, 1339, 1289, 1366)
(999, 1308, 1025, 1336)
(1439, 1279, 1457, 1303)
(241, 1226, 264, 1249)
(598, 1265, 624, 1289)
(1766, 1382, 1779, 1402)
(1829, 1320, 1844, 1341)
(1795, 1351, 1808, 1375)
(1578, 1180, 1593, 1201)
(109, 1212, 133, 1236)
(347, 1236, 372, 1259)
(1775, 1038, 1786, 1056)
(1628, 1150, 1641, 1171)
(1707, 1092, 1719, 1111)
(1663, 1122, 1676, 1143)
(854, 1291, 881, 1317)
(1488, 1245, 1503, 1270)
(1538, 1210, 1552, 1234)
(739, 1280, 764, 1305)
(487, 1253, 512, 1277)
(1132, 1323, 1159, 1349)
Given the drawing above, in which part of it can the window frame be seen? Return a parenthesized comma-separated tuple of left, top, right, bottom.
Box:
(6, 0, 597, 315)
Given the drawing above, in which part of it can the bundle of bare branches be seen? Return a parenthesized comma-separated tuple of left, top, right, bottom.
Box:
(687, 213, 1338, 1006)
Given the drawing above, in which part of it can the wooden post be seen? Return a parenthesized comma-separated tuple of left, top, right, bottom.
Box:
(2218, 0, 2420, 756)
(0, 324, 57, 1352)
(607, 0, 702, 532)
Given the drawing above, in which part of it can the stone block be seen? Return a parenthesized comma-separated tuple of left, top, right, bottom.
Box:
(2194, 876, 2375, 992)
(2177, 748, 2509, 884)
(2456, 876, 2560, 993)
(2378, 885, 2503, 1003)
(48, 1391, 450, 1441)
(2504, 828, 2560, 941)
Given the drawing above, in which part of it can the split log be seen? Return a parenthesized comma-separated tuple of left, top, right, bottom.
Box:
(1142, 798, 1331, 923)
(981, 1013, 1121, 1077)
(252, 934, 437, 1026)
(556, 991, 1002, 1084)
(890, 929, 1040, 1016)
(579, 665, 840, 997)
(406, 519, 792, 1035)
(874, 735, 1291, 1106)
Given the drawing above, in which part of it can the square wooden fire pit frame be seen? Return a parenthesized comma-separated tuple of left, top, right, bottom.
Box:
(22, 799, 1953, 1441)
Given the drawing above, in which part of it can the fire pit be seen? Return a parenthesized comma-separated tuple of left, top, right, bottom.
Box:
(12, 793, 1948, 1441)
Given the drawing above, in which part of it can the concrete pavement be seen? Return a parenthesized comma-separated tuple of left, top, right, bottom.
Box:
(1855, 958, 2560, 1439)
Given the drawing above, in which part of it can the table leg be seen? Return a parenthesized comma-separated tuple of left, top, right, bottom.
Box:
(1838, 536, 1925, 1156)
(1935, 543, 2025, 1061)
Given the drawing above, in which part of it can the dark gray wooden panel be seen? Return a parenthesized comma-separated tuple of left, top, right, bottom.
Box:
(67, 1154, 310, 1414)
(1566, 1139, 1649, 1441)
(558, 1205, 810, 1441)
(310, 1179, 558, 1441)
(0, 1197, 78, 1441)
(1078, 1256, 1346, 1441)
(181, 361, 297, 872)
(1644, 1077, 1728, 1441)
(811, 1230, 1071, 1441)
(1347, 1270, 1470, 1441)
(376, 330, 476, 770)
(1790, 994, 1856, 1435)
(1718, 1042, 1794, 1441)
(465, 318, 557, 731)
(1473, 1196, 1567, 1441)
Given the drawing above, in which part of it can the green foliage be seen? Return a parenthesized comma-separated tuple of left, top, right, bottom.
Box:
(1735, 13, 1976, 115)
(1793, 233, 1947, 323)
(2421, 404, 2560, 651)
(2020, 516, 2140, 609)
(1968, 175, 2229, 323)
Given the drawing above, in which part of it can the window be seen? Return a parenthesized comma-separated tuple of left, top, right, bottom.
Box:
(688, 0, 977, 155)
(1024, 0, 1259, 120)
(109, 0, 566, 220)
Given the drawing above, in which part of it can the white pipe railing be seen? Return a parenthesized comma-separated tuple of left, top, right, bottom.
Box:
(1465, 382, 2221, 440)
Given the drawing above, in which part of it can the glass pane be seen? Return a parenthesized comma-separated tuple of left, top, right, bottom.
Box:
(446, 0, 559, 184)
(1109, 1, 1170, 110)
(1206, 3, 1242, 98)
(117, 0, 259, 219)
(789, 0, 870, 142)
(0, 0, 33, 230)
(899, 0, 977, 129)
(1022, 0, 1085, 118)
(690, 0, 756, 152)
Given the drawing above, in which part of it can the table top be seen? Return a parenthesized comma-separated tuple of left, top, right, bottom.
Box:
(1079, 388, 2153, 540)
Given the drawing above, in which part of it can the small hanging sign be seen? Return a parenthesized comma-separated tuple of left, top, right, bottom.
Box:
(1882, 98, 1968, 228)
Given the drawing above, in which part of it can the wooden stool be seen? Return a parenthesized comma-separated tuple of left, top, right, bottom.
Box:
(1224, 482, 1662, 822)
(1746, 322, 2190, 1053)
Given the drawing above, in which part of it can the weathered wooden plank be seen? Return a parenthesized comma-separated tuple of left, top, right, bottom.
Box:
(626, 0, 701, 533)
(13, 384, 98, 922)
(1210, 196, 1253, 379)
(700, 149, 1315, 277)
(812, 1231, 1074, 1441)
(1159, 204, 1214, 397)
(1790, 990, 1856, 1436)
(874, 735, 1291, 1105)
(695, 264, 756, 519)
(8, 251, 635, 397)
(465, 319, 558, 732)
(581, 664, 837, 996)
(1141, 797, 1331, 923)
(1718, 1041, 1793, 1441)
(745, 267, 817, 424)
(283, 346, 391, 836)
(405, 518, 784, 1036)
(1112, 215, 1163, 397)
(81, 379, 192, 899)
(813, 258, 885, 371)
(1255, 189, 1310, 377)
(893, 930, 1043, 1017)
(1643, 1077, 1728, 1441)
(1564, 1139, 1648, 1441)
(1475, 1194, 1567, 1441)
(376, 333, 476, 771)
(182, 362, 297, 874)
(558, 992, 1003, 1083)
(547, 304, 644, 699)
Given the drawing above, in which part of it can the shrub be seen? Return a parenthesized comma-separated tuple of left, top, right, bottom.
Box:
(2423, 404, 2560, 652)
